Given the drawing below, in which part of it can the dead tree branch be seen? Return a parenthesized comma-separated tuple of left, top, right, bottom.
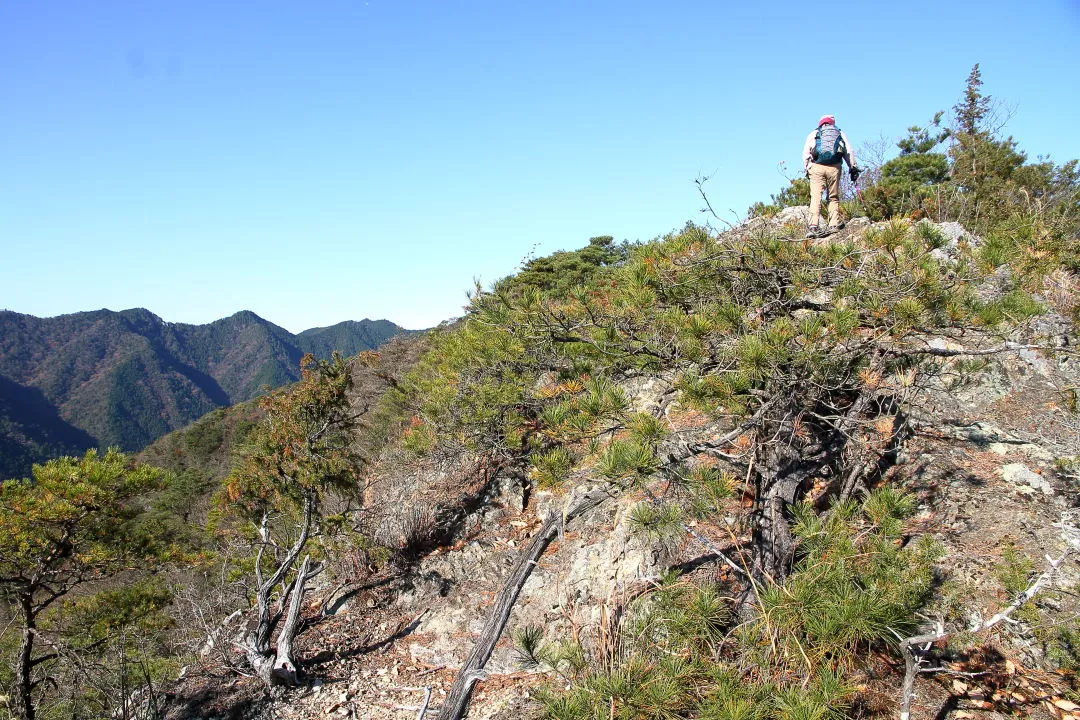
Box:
(436, 487, 611, 720)
(898, 544, 1077, 720)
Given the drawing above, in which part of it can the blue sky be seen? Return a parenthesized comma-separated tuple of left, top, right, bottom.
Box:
(2, 1, 1078, 332)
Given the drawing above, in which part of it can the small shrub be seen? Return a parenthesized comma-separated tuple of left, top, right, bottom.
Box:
(1048, 626, 1080, 673)
(579, 377, 630, 422)
(750, 495, 939, 671)
(978, 232, 1016, 269)
(915, 222, 948, 250)
(628, 412, 667, 446)
(861, 486, 915, 537)
(999, 289, 1044, 321)
(534, 490, 936, 719)
(531, 446, 576, 489)
(994, 544, 1039, 625)
(687, 465, 736, 518)
(628, 501, 683, 542)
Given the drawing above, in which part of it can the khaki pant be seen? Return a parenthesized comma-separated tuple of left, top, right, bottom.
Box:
(808, 163, 842, 228)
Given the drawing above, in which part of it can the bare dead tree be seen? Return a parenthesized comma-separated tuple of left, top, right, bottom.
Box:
(898, 525, 1079, 720)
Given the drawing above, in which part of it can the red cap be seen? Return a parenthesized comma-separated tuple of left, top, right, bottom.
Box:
(818, 115, 835, 127)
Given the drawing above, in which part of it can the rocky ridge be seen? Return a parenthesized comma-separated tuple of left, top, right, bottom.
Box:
(166, 215, 1079, 720)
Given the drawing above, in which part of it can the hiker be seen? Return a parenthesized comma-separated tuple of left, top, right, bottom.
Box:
(802, 114, 861, 238)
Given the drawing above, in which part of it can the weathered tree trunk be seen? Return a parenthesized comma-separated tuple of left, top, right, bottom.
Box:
(243, 639, 277, 688)
(15, 600, 35, 720)
(750, 439, 811, 583)
(241, 555, 313, 687)
(835, 391, 879, 502)
(240, 494, 317, 687)
(436, 487, 610, 720)
(747, 385, 906, 590)
(271, 555, 311, 685)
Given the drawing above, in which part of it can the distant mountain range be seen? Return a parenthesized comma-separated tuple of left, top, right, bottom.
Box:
(0, 308, 412, 478)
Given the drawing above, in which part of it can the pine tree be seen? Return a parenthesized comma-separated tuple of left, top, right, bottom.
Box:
(862, 112, 952, 219)
(0, 451, 164, 720)
(948, 64, 1027, 228)
(953, 64, 991, 135)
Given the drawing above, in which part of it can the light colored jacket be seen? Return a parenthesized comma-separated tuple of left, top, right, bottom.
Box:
(802, 126, 855, 172)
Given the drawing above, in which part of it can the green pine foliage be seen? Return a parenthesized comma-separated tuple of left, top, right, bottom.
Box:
(387, 205, 1049, 717)
(596, 440, 659, 484)
(860, 113, 951, 221)
(0, 450, 169, 720)
(685, 465, 736, 519)
(55, 579, 179, 720)
(993, 544, 1040, 626)
(399, 320, 531, 456)
(1048, 626, 1080, 675)
(400, 214, 1033, 469)
(529, 492, 936, 720)
(628, 500, 685, 542)
(750, 495, 941, 672)
(498, 236, 630, 297)
(531, 446, 577, 489)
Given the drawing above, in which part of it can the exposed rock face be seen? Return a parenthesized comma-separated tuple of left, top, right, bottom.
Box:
(934, 219, 982, 247)
(774, 205, 812, 226)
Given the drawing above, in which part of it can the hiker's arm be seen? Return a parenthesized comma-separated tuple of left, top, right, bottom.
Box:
(801, 132, 815, 172)
(841, 130, 856, 169)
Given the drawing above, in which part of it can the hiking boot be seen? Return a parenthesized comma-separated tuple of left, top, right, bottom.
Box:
(805, 225, 825, 239)
(830, 220, 846, 231)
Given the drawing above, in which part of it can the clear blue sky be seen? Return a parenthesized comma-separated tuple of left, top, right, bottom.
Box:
(2, 1, 1077, 332)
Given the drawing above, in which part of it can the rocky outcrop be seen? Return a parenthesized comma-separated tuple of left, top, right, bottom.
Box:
(164, 216, 1079, 720)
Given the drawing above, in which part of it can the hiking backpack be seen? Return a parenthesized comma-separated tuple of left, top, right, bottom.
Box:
(812, 125, 846, 165)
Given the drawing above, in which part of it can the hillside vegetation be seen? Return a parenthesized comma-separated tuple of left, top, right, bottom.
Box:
(389, 214, 1075, 718)
(325, 66, 1077, 720)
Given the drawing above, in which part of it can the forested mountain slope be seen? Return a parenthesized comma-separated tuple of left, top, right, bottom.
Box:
(0, 308, 412, 474)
